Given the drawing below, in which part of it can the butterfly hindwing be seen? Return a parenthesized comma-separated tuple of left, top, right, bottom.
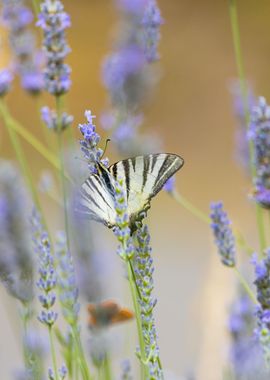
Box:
(79, 172, 116, 227)
(109, 153, 184, 218)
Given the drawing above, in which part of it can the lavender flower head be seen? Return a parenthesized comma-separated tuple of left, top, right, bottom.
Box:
(1, 0, 44, 94)
(37, 0, 71, 95)
(0, 160, 33, 302)
(0, 69, 13, 96)
(102, 0, 163, 155)
(249, 96, 270, 208)
(55, 231, 80, 326)
(141, 0, 163, 62)
(32, 211, 58, 327)
(227, 292, 270, 379)
(210, 202, 236, 267)
(113, 177, 134, 260)
(252, 251, 270, 366)
(78, 110, 109, 174)
(133, 224, 162, 379)
(41, 106, 73, 132)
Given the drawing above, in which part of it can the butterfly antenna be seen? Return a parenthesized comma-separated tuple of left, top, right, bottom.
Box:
(101, 139, 111, 159)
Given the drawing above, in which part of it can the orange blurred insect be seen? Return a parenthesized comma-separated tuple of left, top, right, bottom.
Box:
(87, 300, 134, 328)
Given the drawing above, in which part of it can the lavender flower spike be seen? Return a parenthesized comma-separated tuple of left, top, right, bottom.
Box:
(37, 0, 71, 96)
(134, 224, 162, 379)
(78, 110, 109, 174)
(113, 177, 134, 260)
(141, 0, 163, 63)
(249, 96, 270, 208)
(252, 251, 270, 366)
(210, 202, 236, 267)
(0, 160, 33, 302)
(32, 211, 58, 327)
(55, 231, 80, 326)
(2, 0, 44, 94)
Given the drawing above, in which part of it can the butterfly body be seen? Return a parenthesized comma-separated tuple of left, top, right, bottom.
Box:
(79, 153, 184, 230)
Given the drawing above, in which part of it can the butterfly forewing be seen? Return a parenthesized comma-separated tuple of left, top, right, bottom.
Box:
(79, 173, 117, 227)
(109, 153, 184, 218)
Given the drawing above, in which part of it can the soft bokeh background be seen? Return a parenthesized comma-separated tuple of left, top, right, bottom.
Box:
(1, 0, 270, 379)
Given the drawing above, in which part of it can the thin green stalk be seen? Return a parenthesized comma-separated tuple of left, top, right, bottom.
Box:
(0, 99, 50, 234)
(49, 326, 60, 380)
(172, 190, 210, 224)
(31, 0, 40, 17)
(103, 353, 112, 380)
(55, 96, 70, 249)
(71, 327, 93, 380)
(126, 258, 148, 379)
(229, 0, 266, 253)
(172, 190, 254, 255)
(234, 267, 257, 304)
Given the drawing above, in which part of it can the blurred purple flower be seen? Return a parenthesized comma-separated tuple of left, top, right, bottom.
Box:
(228, 292, 269, 379)
(41, 106, 73, 131)
(163, 176, 175, 193)
(210, 202, 236, 267)
(141, 0, 163, 62)
(37, 0, 71, 96)
(252, 250, 270, 366)
(1, 0, 44, 95)
(249, 97, 270, 208)
(0, 69, 13, 97)
(101, 0, 163, 155)
(0, 160, 33, 302)
(55, 231, 80, 326)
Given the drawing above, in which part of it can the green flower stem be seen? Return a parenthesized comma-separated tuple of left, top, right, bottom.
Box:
(32, 0, 40, 17)
(49, 327, 60, 380)
(172, 190, 210, 224)
(0, 99, 50, 234)
(126, 258, 148, 379)
(55, 95, 70, 249)
(229, 0, 266, 253)
(172, 190, 254, 255)
(0, 100, 65, 175)
(103, 353, 112, 380)
(234, 267, 257, 304)
(71, 327, 93, 380)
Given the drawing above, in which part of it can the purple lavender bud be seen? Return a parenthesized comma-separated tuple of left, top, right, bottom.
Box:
(210, 202, 236, 267)
(55, 232, 80, 326)
(252, 251, 270, 309)
(38, 0, 71, 96)
(141, 0, 163, 62)
(78, 110, 108, 173)
(133, 224, 162, 378)
(0, 69, 13, 97)
(117, 0, 147, 14)
(0, 160, 33, 302)
(163, 176, 175, 193)
(41, 106, 73, 131)
(32, 211, 58, 327)
(249, 97, 270, 208)
(1, 0, 44, 95)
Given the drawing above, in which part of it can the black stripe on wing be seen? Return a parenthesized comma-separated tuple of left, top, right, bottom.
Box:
(151, 154, 184, 197)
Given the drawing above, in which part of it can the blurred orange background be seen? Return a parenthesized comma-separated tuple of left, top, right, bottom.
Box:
(1, 1, 270, 379)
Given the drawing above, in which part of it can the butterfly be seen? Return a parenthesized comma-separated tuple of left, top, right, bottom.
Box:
(87, 300, 134, 328)
(79, 153, 184, 231)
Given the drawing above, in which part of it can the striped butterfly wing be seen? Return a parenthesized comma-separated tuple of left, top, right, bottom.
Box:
(79, 166, 117, 227)
(108, 153, 184, 221)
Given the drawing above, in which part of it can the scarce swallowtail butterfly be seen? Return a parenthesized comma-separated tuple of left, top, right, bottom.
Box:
(79, 153, 184, 231)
